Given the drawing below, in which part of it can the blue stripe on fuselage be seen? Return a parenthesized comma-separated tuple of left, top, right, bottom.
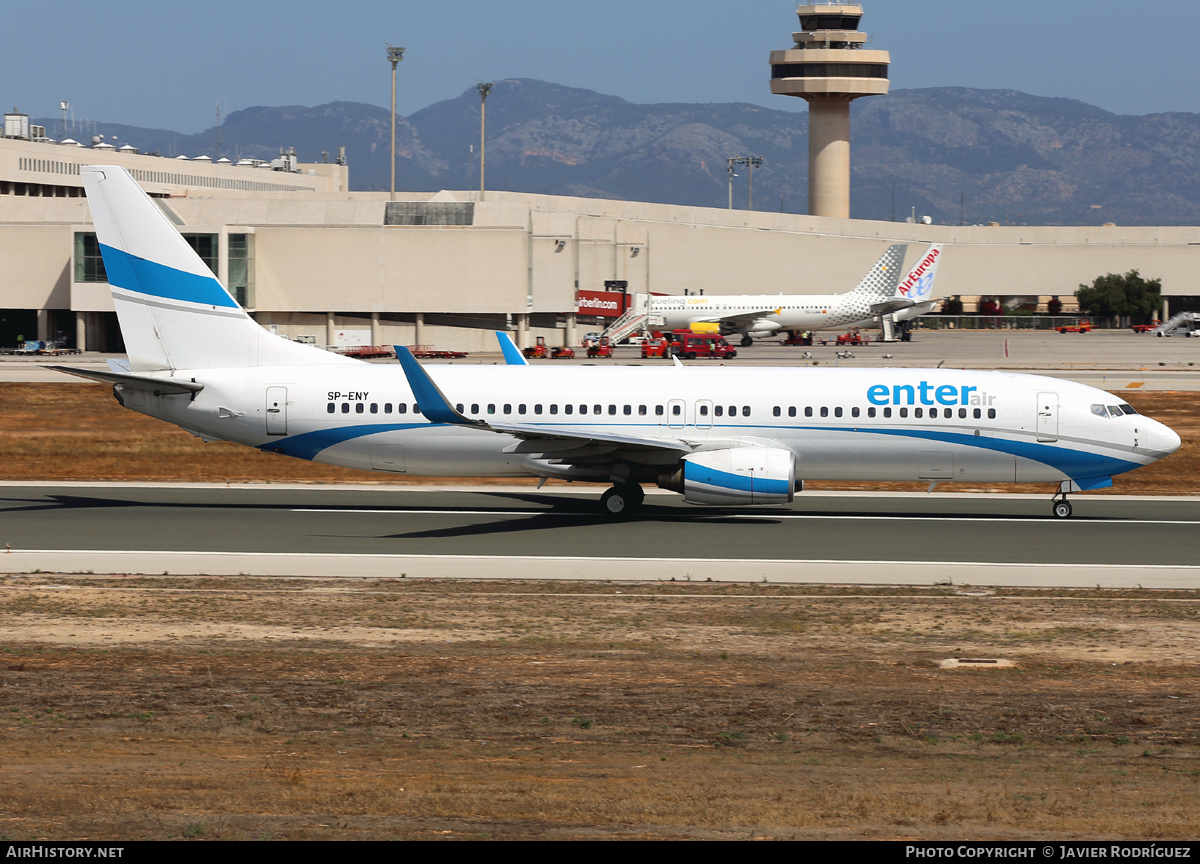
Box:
(258, 423, 430, 461)
(858, 427, 1141, 478)
(98, 243, 238, 309)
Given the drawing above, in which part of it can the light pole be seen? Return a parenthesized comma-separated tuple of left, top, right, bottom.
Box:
(727, 156, 741, 209)
(387, 45, 405, 201)
(742, 156, 763, 211)
(477, 82, 493, 200)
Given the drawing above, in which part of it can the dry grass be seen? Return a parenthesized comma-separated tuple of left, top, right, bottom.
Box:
(1, 384, 1197, 493)
(1, 578, 1199, 840)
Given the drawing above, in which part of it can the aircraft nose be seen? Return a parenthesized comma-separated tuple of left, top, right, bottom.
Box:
(1149, 420, 1182, 458)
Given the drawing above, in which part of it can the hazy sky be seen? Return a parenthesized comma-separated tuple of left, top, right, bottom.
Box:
(7, 1, 1200, 133)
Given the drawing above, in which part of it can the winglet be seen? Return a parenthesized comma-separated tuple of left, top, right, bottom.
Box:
(394, 346, 482, 427)
(495, 330, 528, 366)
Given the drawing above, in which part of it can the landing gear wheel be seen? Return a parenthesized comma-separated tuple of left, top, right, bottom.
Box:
(740, 335, 753, 347)
(1052, 498, 1073, 519)
(601, 484, 643, 518)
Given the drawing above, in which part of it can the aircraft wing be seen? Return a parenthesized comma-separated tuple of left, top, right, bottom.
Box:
(395, 347, 691, 454)
(689, 308, 781, 330)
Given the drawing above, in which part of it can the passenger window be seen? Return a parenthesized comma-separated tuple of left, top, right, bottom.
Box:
(608, 405, 617, 415)
(565, 405, 573, 415)
(773, 406, 781, 417)
(914, 407, 923, 419)
(594, 405, 602, 415)
(715, 405, 724, 417)
(504, 404, 512, 414)
(883, 407, 892, 418)
(356, 403, 365, 414)
(550, 404, 558, 415)
(471, 404, 479, 414)
(699, 404, 709, 416)
(488, 404, 496, 414)
(455, 403, 463, 414)
(639, 405, 647, 415)
(988, 408, 996, 419)
(742, 406, 750, 417)
(341, 403, 350, 413)
(624, 405, 632, 415)
(385, 403, 393, 414)
(656, 405, 665, 416)
(899, 407, 908, 418)
(414, 406, 422, 416)
(398, 403, 407, 414)
(959, 408, 967, 419)
(534, 404, 543, 415)
(834, 407, 843, 418)
(851, 407, 860, 418)
(973, 408, 981, 419)
(327, 403, 335, 414)
(820, 407, 828, 418)
(519, 404, 527, 415)
(805, 407, 813, 418)
(672, 404, 681, 416)
(788, 407, 797, 418)
(867, 407, 876, 418)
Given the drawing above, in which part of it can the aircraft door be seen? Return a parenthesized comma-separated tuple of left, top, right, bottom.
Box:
(266, 386, 288, 436)
(667, 399, 686, 429)
(1036, 392, 1058, 442)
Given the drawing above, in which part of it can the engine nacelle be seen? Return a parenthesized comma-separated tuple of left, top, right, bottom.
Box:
(673, 446, 796, 506)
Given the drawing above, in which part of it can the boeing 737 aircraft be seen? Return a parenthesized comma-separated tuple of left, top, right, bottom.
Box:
(650, 243, 942, 345)
(54, 166, 1179, 519)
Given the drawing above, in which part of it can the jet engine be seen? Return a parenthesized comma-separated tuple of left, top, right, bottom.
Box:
(660, 446, 797, 505)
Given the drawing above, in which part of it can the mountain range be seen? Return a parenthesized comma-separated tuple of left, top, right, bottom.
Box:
(37, 79, 1200, 226)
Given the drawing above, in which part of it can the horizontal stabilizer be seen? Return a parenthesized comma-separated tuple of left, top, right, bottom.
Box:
(45, 365, 203, 394)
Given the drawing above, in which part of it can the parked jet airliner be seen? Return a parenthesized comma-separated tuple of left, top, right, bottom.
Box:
(649, 243, 943, 345)
(55, 166, 1179, 518)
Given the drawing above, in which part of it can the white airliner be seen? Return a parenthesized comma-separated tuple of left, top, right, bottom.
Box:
(651, 243, 942, 345)
(54, 166, 1179, 519)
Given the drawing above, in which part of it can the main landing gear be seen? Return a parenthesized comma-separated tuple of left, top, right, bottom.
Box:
(601, 483, 644, 518)
(1051, 491, 1073, 519)
(740, 335, 754, 347)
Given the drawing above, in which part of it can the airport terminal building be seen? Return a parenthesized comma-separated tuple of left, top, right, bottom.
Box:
(2, 121, 1199, 353)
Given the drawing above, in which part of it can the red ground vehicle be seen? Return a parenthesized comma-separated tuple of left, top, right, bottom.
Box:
(783, 330, 813, 346)
(836, 331, 867, 346)
(522, 336, 549, 359)
(586, 336, 615, 359)
(1058, 321, 1093, 333)
(551, 346, 575, 359)
(1131, 323, 1159, 333)
(641, 333, 672, 358)
(666, 330, 737, 360)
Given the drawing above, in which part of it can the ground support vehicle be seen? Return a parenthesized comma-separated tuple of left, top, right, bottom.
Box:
(1058, 321, 1093, 333)
(586, 337, 615, 359)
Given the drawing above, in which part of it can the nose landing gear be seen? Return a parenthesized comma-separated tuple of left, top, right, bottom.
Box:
(1051, 491, 1073, 519)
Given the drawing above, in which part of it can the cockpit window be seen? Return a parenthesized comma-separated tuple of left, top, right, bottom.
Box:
(1107, 406, 1124, 418)
(1120, 404, 1138, 415)
(1091, 404, 1107, 417)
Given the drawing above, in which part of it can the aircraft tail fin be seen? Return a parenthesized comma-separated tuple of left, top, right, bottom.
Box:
(849, 244, 907, 299)
(81, 165, 354, 372)
(895, 244, 943, 303)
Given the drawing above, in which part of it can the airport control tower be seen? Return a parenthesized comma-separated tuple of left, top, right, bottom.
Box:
(770, 3, 889, 218)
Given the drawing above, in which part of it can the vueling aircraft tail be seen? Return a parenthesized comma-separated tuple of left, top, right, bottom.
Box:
(847, 244, 907, 300)
(81, 165, 353, 372)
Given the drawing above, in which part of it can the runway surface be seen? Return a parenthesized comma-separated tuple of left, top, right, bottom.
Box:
(2, 483, 1197, 588)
